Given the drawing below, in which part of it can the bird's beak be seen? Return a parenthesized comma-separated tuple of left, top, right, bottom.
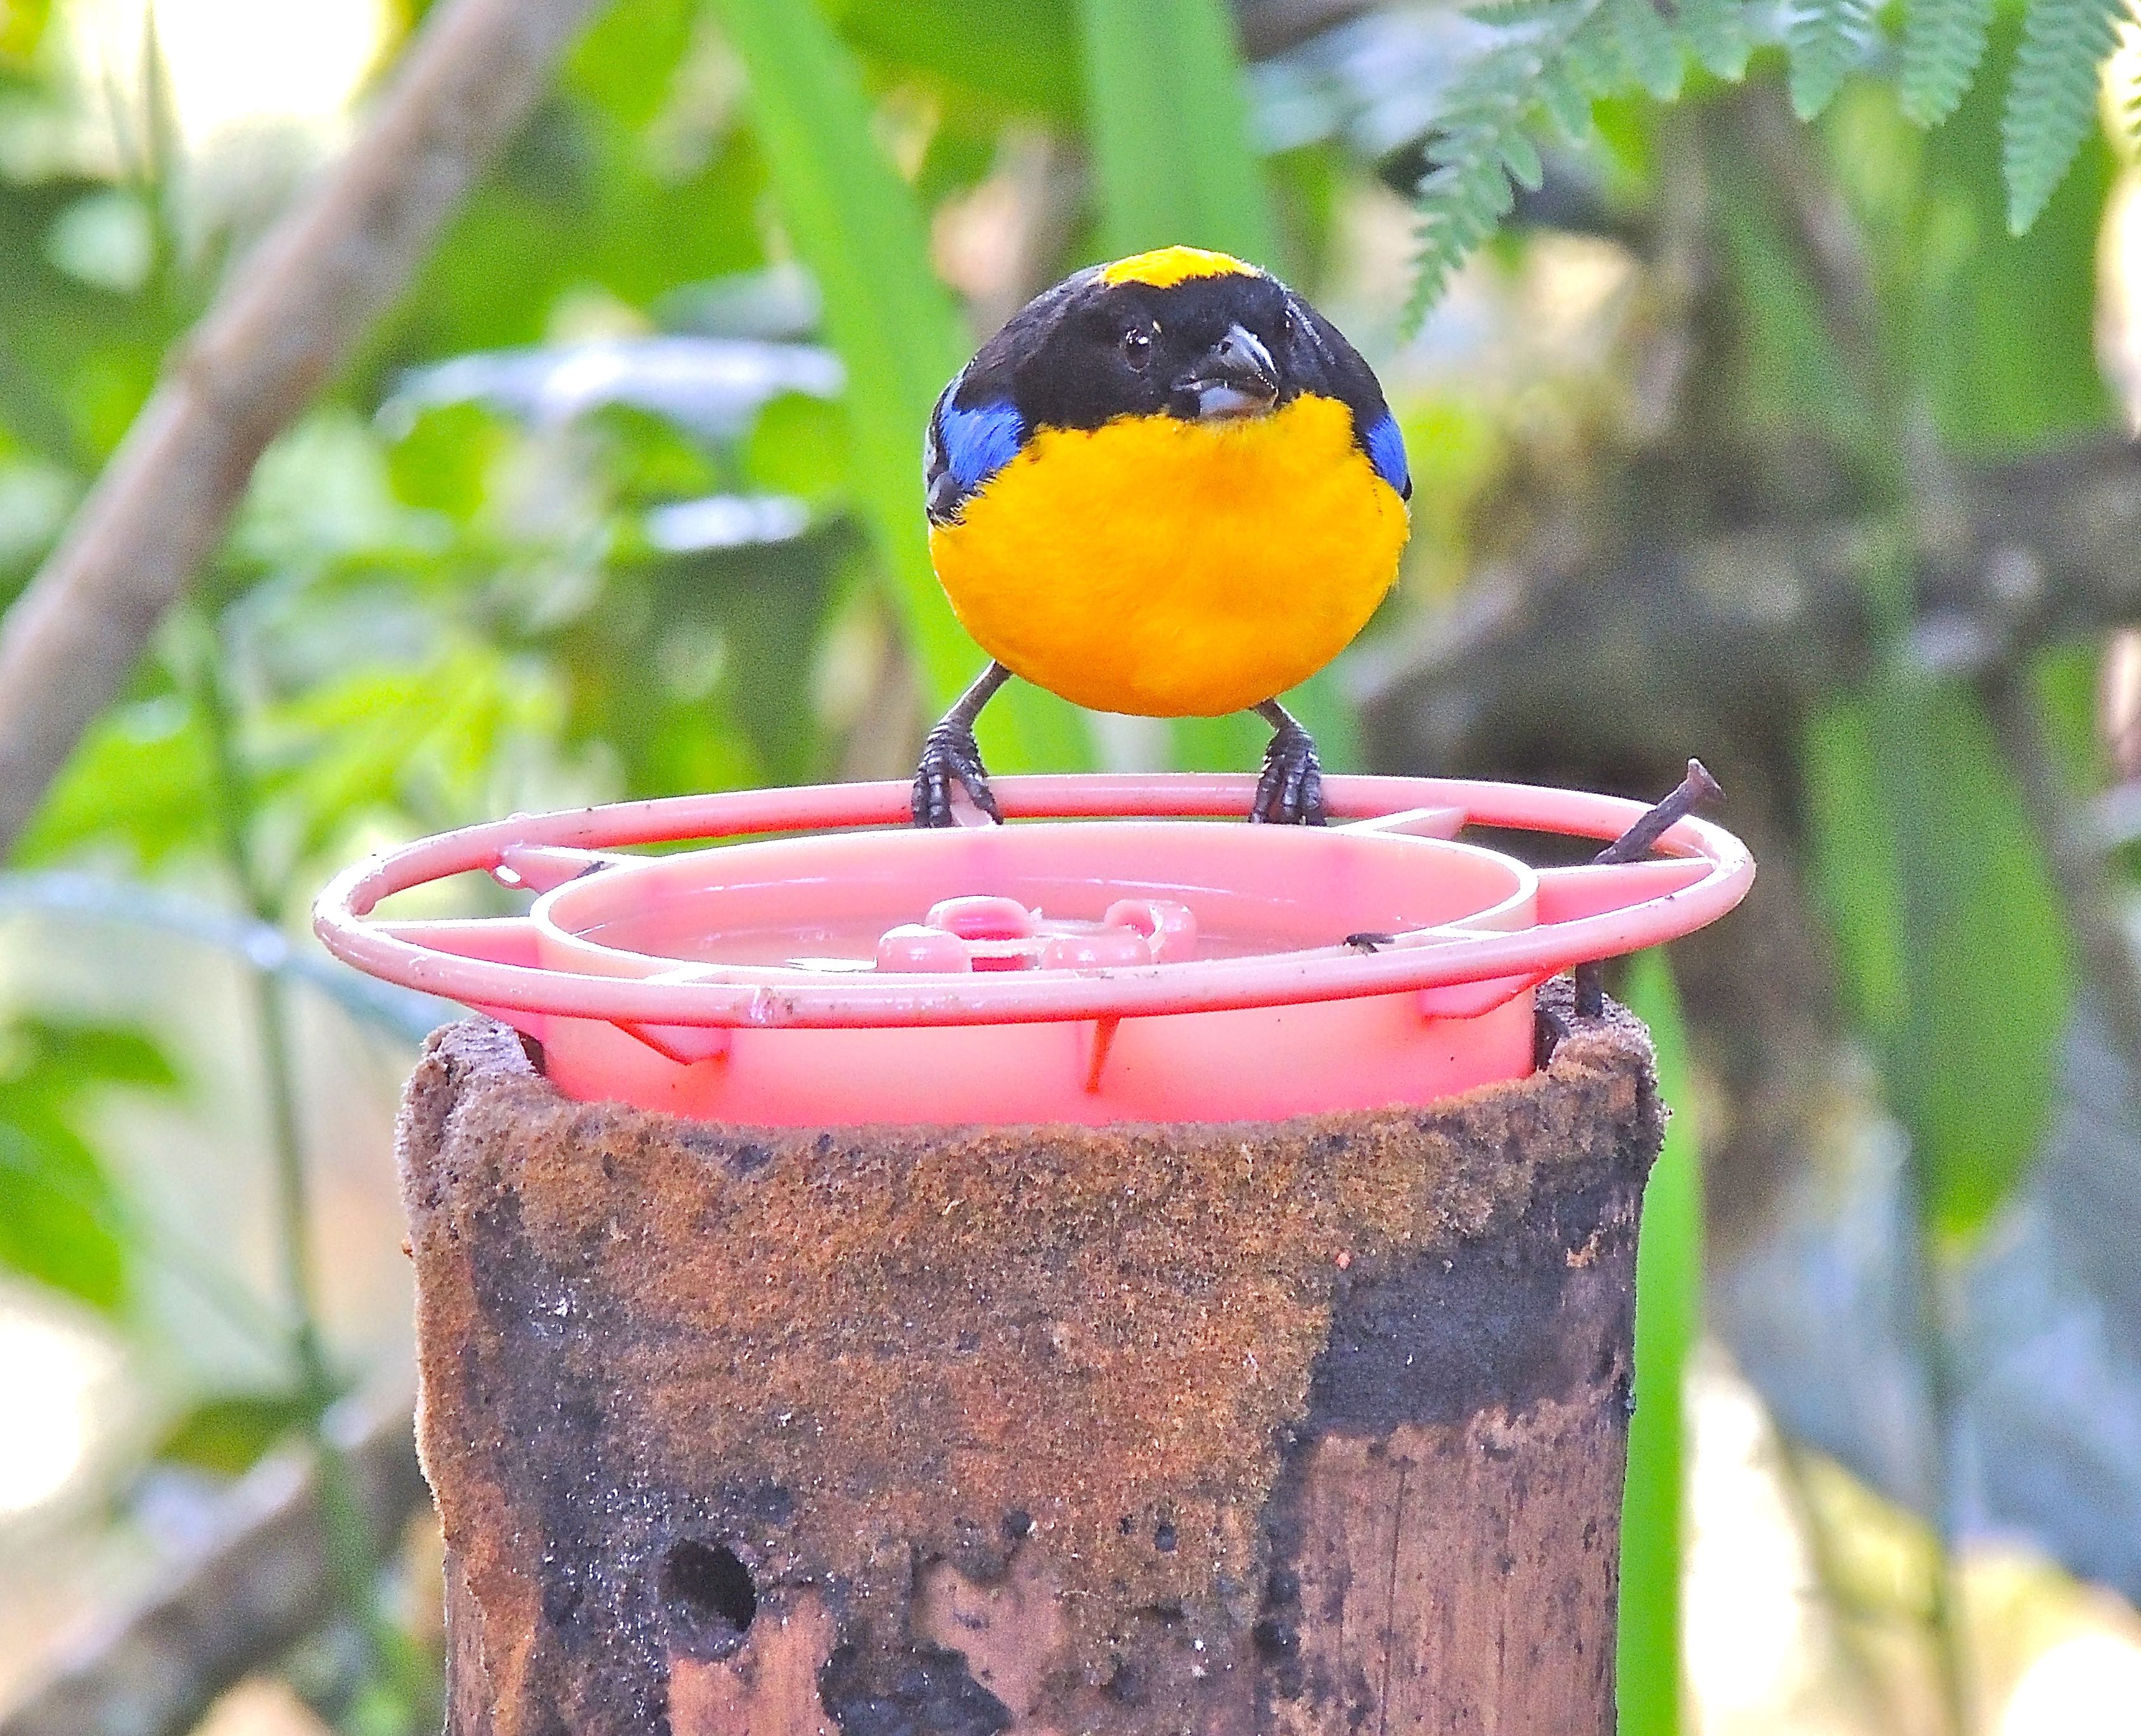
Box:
(1176, 323, 1280, 421)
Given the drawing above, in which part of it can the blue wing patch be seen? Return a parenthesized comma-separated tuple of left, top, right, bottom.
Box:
(928, 391, 1027, 523)
(1362, 409, 1410, 500)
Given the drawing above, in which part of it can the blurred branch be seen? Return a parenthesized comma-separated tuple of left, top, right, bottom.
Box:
(0, 0, 603, 860)
(1358, 436, 2141, 776)
(0, 1398, 426, 1736)
(1234, 0, 1376, 58)
(0, 872, 448, 1040)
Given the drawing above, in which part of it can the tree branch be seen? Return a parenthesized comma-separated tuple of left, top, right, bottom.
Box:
(0, 0, 602, 858)
(0, 1399, 427, 1736)
(1234, 0, 1379, 59)
(1356, 436, 2141, 779)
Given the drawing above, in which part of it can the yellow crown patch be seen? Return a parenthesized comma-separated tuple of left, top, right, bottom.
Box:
(1097, 245, 1260, 290)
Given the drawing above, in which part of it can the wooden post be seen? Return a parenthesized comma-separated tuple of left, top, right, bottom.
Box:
(395, 985, 1663, 1735)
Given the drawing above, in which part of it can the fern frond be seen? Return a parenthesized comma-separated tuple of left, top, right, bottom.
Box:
(1899, 0, 1995, 124)
(1675, 0, 1754, 79)
(2003, 0, 2125, 232)
(1786, 0, 1877, 118)
(1403, 0, 1596, 330)
(1535, 57, 1597, 141)
(1609, 0, 1686, 98)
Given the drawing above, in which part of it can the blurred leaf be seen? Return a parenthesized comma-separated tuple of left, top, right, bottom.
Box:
(0, 0, 52, 65)
(155, 1390, 314, 1476)
(0, 1018, 177, 1313)
(388, 336, 845, 445)
(258, 639, 568, 862)
(384, 401, 511, 520)
(1077, 0, 1278, 265)
(828, 0, 1082, 118)
(0, 1116, 125, 1312)
(745, 390, 854, 504)
(0, 172, 161, 464)
(584, 404, 722, 504)
(2001, 0, 2125, 233)
(1788, 0, 1877, 120)
(1805, 674, 2075, 1236)
(1678, 0, 1754, 80)
(1620, 950, 1701, 1736)
(706, 0, 1089, 770)
(1710, 137, 1882, 461)
(1898, 0, 1993, 126)
(18, 695, 216, 869)
(564, 0, 698, 131)
(1802, 698, 1907, 1035)
(374, 91, 770, 371)
(554, 531, 850, 793)
(1907, 11, 2116, 450)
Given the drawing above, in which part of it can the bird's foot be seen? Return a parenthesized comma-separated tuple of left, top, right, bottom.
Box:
(911, 723, 1002, 828)
(1251, 720, 1327, 825)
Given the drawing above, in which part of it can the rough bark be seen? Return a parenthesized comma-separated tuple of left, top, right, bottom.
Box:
(0, 0, 601, 858)
(395, 985, 1661, 1734)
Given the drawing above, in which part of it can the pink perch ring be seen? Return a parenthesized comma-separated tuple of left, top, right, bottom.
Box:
(314, 773, 1753, 1126)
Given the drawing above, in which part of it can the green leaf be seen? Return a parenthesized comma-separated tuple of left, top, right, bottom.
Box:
(1899, 0, 1995, 125)
(0, 1018, 178, 1313)
(1619, 950, 1701, 1736)
(2002, 0, 2124, 233)
(1907, 8, 2117, 450)
(564, 0, 698, 131)
(154, 1390, 314, 1475)
(384, 401, 511, 521)
(705, 0, 1089, 773)
(1802, 699, 1907, 1034)
(1077, 0, 1279, 265)
(828, 0, 1083, 119)
(1709, 147, 1881, 456)
(1804, 675, 2075, 1236)
(0, 1117, 124, 1312)
(1787, 0, 1877, 119)
(18, 694, 216, 869)
(1675, 0, 1754, 79)
(0, 0, 53, 65)
(1607, 0, 1685, 101)
(1404, 0, 1595, 331)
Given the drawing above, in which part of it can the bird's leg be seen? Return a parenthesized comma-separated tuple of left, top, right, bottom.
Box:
(912, 661, 1012, 827)
(1250, 698, 1327, 826)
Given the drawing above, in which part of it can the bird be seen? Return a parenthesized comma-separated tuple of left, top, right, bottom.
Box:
(912, 244, 1411, 828)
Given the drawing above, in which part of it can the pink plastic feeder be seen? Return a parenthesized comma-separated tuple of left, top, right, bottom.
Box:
(314, 773, 1753, 1126)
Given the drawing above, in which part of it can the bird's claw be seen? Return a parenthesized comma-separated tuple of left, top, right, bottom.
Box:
(1251, 724, 1327, 825)
(911, 724, 1002, 827)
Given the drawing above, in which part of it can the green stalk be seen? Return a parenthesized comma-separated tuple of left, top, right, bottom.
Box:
(1897, 1154, 1975, 1736)
(185, 617, 421, 1733)
(1618, 951, 1701, 1736)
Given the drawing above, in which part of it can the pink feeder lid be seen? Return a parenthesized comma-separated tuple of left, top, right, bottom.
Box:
(314, 774, 1753, 1127)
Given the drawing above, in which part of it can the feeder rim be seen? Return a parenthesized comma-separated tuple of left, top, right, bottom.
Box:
(312, 772, 1754, 1030)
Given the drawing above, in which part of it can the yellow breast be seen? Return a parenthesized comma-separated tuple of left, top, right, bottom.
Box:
(928, 394, 1409, 718)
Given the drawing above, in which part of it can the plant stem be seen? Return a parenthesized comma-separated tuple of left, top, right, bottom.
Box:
(1897, 1149, 1974, 1736)
(185, 616, 418, 1730)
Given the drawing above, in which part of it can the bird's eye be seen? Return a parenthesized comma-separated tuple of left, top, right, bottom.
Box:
(1120, 326, 1153, 369)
